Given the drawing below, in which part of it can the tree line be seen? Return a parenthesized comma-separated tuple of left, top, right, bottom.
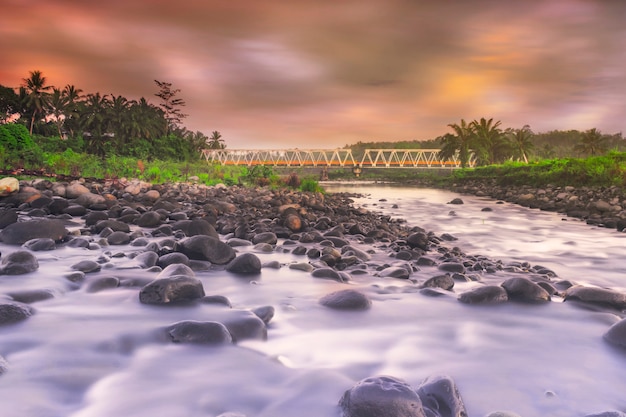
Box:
(0, 70, 225, 163)
(347, 119, 625, 167)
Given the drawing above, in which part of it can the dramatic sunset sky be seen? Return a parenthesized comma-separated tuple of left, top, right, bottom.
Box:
(2, 0, 625, 148)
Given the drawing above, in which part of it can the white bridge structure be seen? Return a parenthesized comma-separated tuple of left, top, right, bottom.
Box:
(201, 148, 474, 169)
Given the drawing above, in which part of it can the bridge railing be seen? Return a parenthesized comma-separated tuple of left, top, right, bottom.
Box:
(201, 148, 475, 168)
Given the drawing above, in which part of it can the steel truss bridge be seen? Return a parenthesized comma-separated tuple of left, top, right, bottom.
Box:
(201, 148, 474, 169)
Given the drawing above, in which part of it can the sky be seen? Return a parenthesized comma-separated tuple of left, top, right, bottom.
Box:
(2, 0, 626, 149)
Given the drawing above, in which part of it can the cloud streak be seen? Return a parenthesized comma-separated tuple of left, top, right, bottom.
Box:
(2, 0, 626, 148)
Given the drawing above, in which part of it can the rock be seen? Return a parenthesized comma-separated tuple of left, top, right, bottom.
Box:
(458, 285, 508, 305)
(0, 250, 39, 275)
(157, 263, 195, 278)
(438, 262, 466, 274)
(0, 219, 67, 245)
(85, 276, 120, 293)
(407, 232, 429, 251)
(584, 413, 626, 417)
(252, 232, 278, 245)
(71, 260, 102, 273)
(0, 302, 34, 325)
(106, 231, 131, 245)
(501, 277, 551, 303)
(0, 208, 18, 229)
(22, 238, 56, 251)
(136, 211, 163, 227)
(448, 198, 464, 204)
(156, 252, 190, 268)
(485, 412, 523, 417)
(311, 267, 348, 282)
(221, 310, 267, 342)
(176, 235, 236, 265)
(166, 320, 232, 344)
(7, 289, 54, 303)
(563, 286, 626, 310)
(319, 289, 371, 310)
(74, 192, 107, 207)
(0, 354, 7, 374)
(139, 275, 205, 305)
(603, 318, 626, 349)
(134, 251, 159, 268)
(416, 375, 467, 417)
(0, 177, 19, 196)
(65, 182, 90, 198)
(93, 220, 130, 233)
(201, 295, 232, 307)
(226, 253, 262, 274)
(252, 305, 275, 324)
(339, 375, 426, 417)
(422, 274, 454, 291)
(379, 266, 410, 279)
(284, 213, 302, 232)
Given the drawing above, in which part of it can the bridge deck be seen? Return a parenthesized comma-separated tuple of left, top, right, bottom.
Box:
(201, 148, 474, 168)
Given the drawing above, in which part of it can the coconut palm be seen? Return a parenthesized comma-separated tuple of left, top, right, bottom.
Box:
(47, 88, 69, 138)
(62, 85, 84, 138)
(508, 125, 534, 163)
(574, 128, 607, 156)
(471, 117, 510, 165)
(22, 70, 52, 134)
(438, 119, 474, 168)
(207, 130, 225, 149)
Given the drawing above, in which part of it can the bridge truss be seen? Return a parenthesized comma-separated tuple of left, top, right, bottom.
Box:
(201, 148, 474, 168)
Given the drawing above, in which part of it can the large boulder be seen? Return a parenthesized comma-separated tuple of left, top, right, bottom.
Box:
(564, 286, 626, 310)
(139, 275, 205, 305)
(339, 375, 426, 417)
(0, 250, 39, 275)
(0, 302, 34, 325)
(226, 253, 262, 274)
(0, 219, 67, 245)
(501, 277, 551, 303)
(175, 235, 236, 265)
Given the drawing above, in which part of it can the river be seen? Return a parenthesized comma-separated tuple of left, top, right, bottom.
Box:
(0, 183, 624, 417)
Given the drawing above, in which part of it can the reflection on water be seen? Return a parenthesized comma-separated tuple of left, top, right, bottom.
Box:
(0, 183, 624, 417)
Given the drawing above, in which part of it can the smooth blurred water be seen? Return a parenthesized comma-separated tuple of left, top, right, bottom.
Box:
(0, 184, 624, 417)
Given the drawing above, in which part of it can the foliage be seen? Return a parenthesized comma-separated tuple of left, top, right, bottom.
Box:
(299, 177, 324, 193)
(0, 123, 43, 168)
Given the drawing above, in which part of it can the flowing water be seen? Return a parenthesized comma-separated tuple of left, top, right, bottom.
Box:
(0, 184, 625, 417)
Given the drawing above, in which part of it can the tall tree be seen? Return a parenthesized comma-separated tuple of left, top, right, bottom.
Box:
(154, 80, 187, 135)
(22, 70, 52, 134)
(0, 85, 21, 123)
(47, 87, 69, 138)
(471, 117, 509, 165)
(207, 130, 225, 149)
(574, 128, 607, 156)
(438, 119, 475, 168)
(508, 125, 534, 163)
(62, 84, 84, 138)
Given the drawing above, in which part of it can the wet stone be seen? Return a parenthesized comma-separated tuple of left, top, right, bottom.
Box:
(71, 260, 102, 274)
(106, 231, 131, 245)
(85, 276, 120, 293)
(176, 235, 236, 265)
(7, 289, 55, 304)
(501, 277, 551, 303)
(563, 285, 626, 310)
(0, 219, 67, 245)
(458, 285, 508, 305)
(319, 289, 371, 310)
(0, 250, 39, 275)
(603, 318, 626, 349)
(139, 275, 205, 305)
(166, 320, 232, 345)
(157, 252, 190, 268)
(422, 274, 454, 291)
(311, 267, 348, 282)
(201, 295, 232, 307)
(226, 253, 262, 274)
(252, 305, 275, 324)
(378, 266, 410, 279)
(0, 302, 34, 325)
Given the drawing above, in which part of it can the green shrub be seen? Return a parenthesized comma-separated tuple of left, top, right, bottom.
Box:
(299, 178, 324, 193)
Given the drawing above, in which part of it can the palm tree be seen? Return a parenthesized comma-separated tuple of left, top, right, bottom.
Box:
(47, 88, 69, 138)
(62, 84, 84, 138)
(575, 128, 607, 156)
(207, 130, 225, 149)
(508, 125, 534, 163)
(471, 117, 509, 165)
(82, 93, 111, 157)
(22, 70, 52, 134)
(438, 119, 474, 168)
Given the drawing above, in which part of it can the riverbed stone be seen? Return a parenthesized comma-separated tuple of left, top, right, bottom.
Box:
(501, 277, 551, 303)
(458, 285, 508, 304)
(86, 276, 120, 293)
(416, 375, 467, 417)
(252, 232, 278, 245)
(0, 302, 34, 325)
(407, 232, 429, 251)
(0, 177, 19, 196)
(157, 252, 190, 268)
(339, 375, 426, 417)
(0, 219, 67, 245)
(65, 182, 90, 199)
(221, 310, 268, 342)
(22, 238, 56, 251)
(438, 262, 466, 274)
(166, 320, 232, 344)
(226, 252, 262, 274)
(7, 289, 55, 303)
(157, 263, 195, 278)
(0, 354, 7, 374)
(320, 289, 371, 310)
(139, 275, 205, 305)
(252, 305, 275, 324)
(0, 208, 18, 229)
(563, 286, 626, 310)
(379, 266, 410, 279)
(422, 274, 454, 291)
(584, 412, 626, 417)
(106, 231, 131, 245)
(603, 318, 626, 349)
(0, 250, 39, 275)
(176, 235, 236, 265)
(311, 267, 348, 282)
(93, 219, 130, 233)
(136, 211, 163, 227)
